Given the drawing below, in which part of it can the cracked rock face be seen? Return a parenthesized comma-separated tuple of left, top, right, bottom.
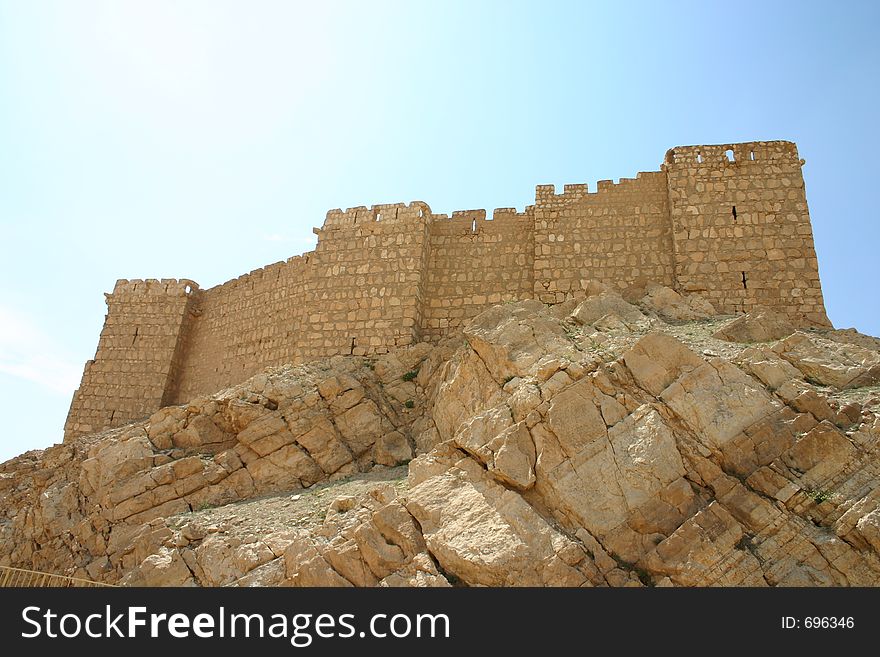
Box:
(3, 297, 880, 587)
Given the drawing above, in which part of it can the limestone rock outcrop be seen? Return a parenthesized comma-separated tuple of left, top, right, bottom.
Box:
(4, 295, 880, 587)
(772, 332, 880, 389)
(0, 343, 445, 583)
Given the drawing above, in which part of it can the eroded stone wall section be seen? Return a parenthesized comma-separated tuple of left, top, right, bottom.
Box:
(64, 279, 198, 440)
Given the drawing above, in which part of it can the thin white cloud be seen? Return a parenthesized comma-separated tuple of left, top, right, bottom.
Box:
(0, 305, 82, 396)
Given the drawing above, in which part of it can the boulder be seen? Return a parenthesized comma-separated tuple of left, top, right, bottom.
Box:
(773, 332, 880, 388)
(569, 292, 644, 327)
(122, 547, 195, 586)
(463, 300, 577, 383)
(713, 309, 797, 343)
(433, 350, 504, 441)
(622, 333, 704, 396)
(736, 346, 804, 389)
(636, 283, 716, 322)
(660, 360, 780, 450)
(334, 400, 386, 455)
(405, 461, 590, 587)
(5, 296, 880, 591)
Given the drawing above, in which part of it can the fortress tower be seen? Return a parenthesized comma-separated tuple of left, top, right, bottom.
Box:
(64, 140, 829, 440)
(664, 141, 825, 318)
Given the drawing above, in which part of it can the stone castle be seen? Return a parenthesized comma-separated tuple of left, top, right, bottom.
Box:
(64, 140, 829, 440)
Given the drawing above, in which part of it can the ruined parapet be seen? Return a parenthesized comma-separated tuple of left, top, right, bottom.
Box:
(64, 278, 200, 441)
(664, 140, 829, 326)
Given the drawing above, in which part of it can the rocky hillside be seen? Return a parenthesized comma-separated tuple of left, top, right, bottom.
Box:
(3, 282, 880, 587)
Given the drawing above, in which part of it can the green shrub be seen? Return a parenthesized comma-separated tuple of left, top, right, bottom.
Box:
(806, 489, 834, 504)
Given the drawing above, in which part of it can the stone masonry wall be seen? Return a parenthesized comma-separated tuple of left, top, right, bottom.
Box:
(64, 140, 830, 440)
(172, 202, 431, 406)
(64, 279, 198, 438)
(301, 202, 430, 358)
(532, 172, 675, 304)
(664, 141, 827, 324)
(422, 208, 534, 339)
(172, 257, 310, 403)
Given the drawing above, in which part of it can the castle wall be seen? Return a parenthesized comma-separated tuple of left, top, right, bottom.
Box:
(170, 202, 431, 403)
(64, 140, 831, 440)
(421, 208, 534, 339)
(532, 172, 676, 303)
(300, 202, 430, 359)
(664, 141, 828, 325)
(171, 257, 310, 403)
(64, 279, 197, 439)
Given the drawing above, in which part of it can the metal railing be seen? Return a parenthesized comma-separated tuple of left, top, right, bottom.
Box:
(0, 565, 115, 587)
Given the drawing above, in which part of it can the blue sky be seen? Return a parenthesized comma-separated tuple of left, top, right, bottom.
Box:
(1, 0, 878, 461)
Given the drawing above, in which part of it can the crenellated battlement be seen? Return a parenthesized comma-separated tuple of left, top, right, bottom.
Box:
(535, 170, 667, 206)
(65, 140, 829, 440)
(323, 201, 431, 228)
(111, 278, 199, 297)
(663, 140, 800, 167)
